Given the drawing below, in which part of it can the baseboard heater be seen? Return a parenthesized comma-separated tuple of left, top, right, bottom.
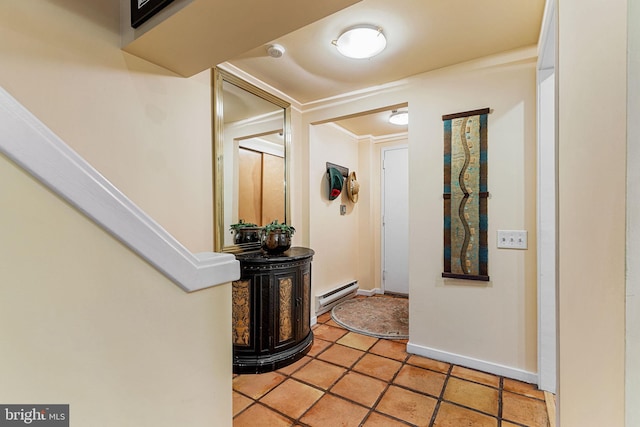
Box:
(315, 281, 358, 315)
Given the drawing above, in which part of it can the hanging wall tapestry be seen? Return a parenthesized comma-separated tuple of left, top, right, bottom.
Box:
(442, 108, 490, 281)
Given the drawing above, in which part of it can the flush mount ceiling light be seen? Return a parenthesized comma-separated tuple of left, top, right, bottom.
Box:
(389, 110, 408, 126)
(333, 24, 387, 59)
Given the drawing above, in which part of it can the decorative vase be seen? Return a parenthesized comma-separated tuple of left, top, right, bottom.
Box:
(260, 230, 291, 254)
(234, 227, 262, 245)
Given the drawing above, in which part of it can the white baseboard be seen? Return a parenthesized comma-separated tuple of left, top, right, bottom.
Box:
(310, 315, 318, 327)
(406, 341, 538, 385)
(357, 288, 383, 296)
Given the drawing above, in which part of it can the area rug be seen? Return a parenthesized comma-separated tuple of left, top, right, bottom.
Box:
(331, 297, 408, 339)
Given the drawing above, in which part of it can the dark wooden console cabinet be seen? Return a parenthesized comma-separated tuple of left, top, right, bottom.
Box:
(232, 247, 314, 374)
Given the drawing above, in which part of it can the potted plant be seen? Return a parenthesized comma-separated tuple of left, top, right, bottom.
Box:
(229, 220, 261, 245)
(261, 220, 295, 254)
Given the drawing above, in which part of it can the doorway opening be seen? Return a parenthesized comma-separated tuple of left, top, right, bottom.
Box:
(310, 104, 409, 300)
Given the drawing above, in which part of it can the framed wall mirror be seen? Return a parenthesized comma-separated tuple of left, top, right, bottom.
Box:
(213, 68, 291, 253)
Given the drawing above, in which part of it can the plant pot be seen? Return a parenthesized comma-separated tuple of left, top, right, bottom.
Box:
(260, 230, 291, 254)
(233, 227, 262, 245)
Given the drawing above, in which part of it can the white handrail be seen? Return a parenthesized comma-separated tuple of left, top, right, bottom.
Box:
(0, 88, 239, 292)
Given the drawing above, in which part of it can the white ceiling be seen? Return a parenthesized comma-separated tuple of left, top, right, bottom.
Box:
(126, 1, 545, 136)
(123, 0, 360, 77)
(227, 0, 546, 106)
(332, 105, 409, 138)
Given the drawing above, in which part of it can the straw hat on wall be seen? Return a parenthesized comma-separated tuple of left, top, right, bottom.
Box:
(346, 171, 359, 203)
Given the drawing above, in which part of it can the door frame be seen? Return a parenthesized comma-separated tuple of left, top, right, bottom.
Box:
(536, 0, 557, 394)
(627, 0, 640, 424)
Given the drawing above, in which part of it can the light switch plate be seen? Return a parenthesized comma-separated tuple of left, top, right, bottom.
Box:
(497, 230, 528, 249)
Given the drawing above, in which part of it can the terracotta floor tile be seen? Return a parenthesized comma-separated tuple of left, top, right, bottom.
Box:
(325, 319, 342, 328)
(337, 331, 379, 351)
(306, 338, 332, 357)
(330, 371, 387, 407)
(316, 312, 331, 324)
(353, 353, 403, 382)
(232, 296, 555, 427)
(233, 371, 286, 399)
(291, 359, 346, 389)
(260, 379, 324, 419)
(317, 343, 365, 368)
(233, 391, 253, 417)
(393, 364, 446, 397)
(406, 355, 451, 374)
(362, 412, 410, 426)
(433, 402, 498, 427)
(503, 378, 546, 400)
(300, 394, 369, 427)
(277, 355, 311, 376)
(502, 391, 550, 427)
(376, 385, 437, 426)
(233, 403, 293, 427)
(443, 377, 499, 416)
(369, 339, 408, 361)
(451, 365, 500, 388)
(312, 324, 348, 342)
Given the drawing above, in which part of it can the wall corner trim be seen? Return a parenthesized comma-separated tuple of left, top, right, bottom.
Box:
(0, 87, 239, 292)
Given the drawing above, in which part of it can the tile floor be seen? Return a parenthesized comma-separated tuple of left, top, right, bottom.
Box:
(233, 311, 553, 427)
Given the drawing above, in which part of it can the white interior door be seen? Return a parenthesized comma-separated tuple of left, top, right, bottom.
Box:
(382, 146, 409, 294)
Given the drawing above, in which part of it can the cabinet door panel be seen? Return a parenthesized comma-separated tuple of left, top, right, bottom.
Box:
(302, 268, 311, 337)
(232, 280, 252, 347)
(273, 272, 296, 349)
(277, 276, 294, 343)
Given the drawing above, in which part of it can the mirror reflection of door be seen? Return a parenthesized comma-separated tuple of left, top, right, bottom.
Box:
(216, 71, 290, 250)
(238, 146, 284, 225)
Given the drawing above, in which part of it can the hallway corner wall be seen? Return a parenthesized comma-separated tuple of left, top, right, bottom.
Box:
(557, 0, 627, 424)
(407, 53, 538, 377)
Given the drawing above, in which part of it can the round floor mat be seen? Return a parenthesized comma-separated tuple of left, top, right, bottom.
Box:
(331, 297, 409, 339)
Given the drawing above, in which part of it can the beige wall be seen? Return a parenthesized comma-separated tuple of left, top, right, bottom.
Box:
(557, 0, 627, 424)
(0, 154, 232, 426)
(303, 48, 537, 375)
(407, 56, 537, 373)
(0, 0, 213, 253)
(628, 0, 640, 424)
(0, 1, 232, 425)
(308, 123, 360, 295)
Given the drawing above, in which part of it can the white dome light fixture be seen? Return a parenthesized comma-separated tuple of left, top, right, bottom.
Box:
(389, 110, 409, 126)
(333, 24, 387, 59)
